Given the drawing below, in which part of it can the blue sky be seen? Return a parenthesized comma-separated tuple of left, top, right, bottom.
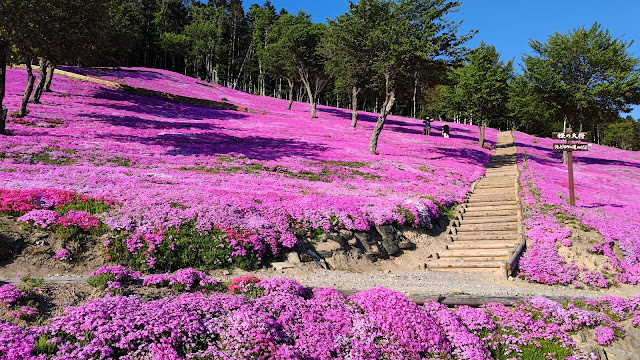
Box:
(249, 0, 640, 118)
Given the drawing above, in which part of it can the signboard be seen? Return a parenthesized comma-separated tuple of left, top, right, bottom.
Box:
(552, 132, 589, 140)
(552, 127, 590, 206)
(553, 143, 589, 152)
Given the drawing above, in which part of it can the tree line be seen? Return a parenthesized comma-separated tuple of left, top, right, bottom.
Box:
(1, 1, 639, 152)
(427, 24, 640, 150)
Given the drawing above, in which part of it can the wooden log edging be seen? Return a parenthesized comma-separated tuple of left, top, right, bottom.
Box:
(501, 131, 527, 278)
(335, 289, 579, 307)
(0, 276, 584, 307)
(13, 65, 247, 112)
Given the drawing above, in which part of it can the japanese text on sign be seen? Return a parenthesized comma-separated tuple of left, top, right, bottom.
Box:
(552, 132, 588, 140)
(553, 143, 589, 151)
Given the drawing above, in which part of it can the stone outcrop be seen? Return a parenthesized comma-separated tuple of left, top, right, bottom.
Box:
(303, 224, 417, 268)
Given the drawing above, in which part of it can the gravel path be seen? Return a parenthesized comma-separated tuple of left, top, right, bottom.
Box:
(6, 265, 635, 302)
(252, 266, 639, 300)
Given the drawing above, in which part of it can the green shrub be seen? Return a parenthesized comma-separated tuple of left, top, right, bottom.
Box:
(107, 220, 261, 272)
(86, 273, 117, 289)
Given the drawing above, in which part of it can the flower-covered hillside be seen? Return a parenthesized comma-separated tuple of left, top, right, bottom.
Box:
(3, 277, 640, 360)
(1, 68, 496, 269)
(515, 132, 640, 286)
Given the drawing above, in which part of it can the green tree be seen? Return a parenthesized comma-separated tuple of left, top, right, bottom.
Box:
(523, 23, 640, 133)
(247, 2, 277, 96)
(265, 11, 327, 118)
(0, 0, 32, 133)
(604, 116, 638, 150)
(364, 0, 474, 153)
(507, 74, 557, 136)
(457, 42, 513, 146)
(322, 1, 375, 127)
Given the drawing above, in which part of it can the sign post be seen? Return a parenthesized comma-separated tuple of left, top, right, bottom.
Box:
(552, 129, 589, 206)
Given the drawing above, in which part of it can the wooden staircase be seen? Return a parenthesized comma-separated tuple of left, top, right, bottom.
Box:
(427, 132, 526, 275)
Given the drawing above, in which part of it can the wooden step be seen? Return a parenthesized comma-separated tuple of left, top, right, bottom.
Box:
(466, 196, 518, 203)
(452, 233, 520, 241)
(464, 205, 520, 212)
(483, 172, 518, 177)
(462, 210, 517, 218)
(463, 201, 519, 208)
(458, 215, 519, 224)
(483, 172, 518, 176)
(439, 249, 512, 258)
(475, 181, 516, 185)
(427, 260, 505, 269)
(447, 242, 518, 250)
(456, 223, 518, 232)
(473, 187, 517, 193)
(475, 182, 515, 188)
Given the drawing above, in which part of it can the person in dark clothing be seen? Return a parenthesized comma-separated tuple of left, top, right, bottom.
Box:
(442, 124, 450, 138)
(422, 117, 432, 135)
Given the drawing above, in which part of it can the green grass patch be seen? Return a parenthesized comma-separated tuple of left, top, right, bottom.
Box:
(324, 160, 369, 168)
(55, 198, 112, 216)
(86, 273, 117, 289)
(106, 220, 261, 272)
(107, 157, 131, 167)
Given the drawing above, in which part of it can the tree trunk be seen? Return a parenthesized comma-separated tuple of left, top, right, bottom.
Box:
(19, 60, 36, 118)
(368, 91, 395, 153)
(412, 77, 417, 118)
(32, 58, 48, 103)
(0, 40, 7, 134)
(478, 123, 485, 147)
(562, 120, 569, 164)
(351, 86, 360, 127)
(287, 78, 294, 110)
(44, 62, 55, 92)
(302, 79, 316, 118)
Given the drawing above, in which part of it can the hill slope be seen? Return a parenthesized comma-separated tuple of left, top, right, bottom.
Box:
(1, 67, 495, 268)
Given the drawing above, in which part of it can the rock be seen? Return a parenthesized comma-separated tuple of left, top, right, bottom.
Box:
(315, 240, 343, 258)
(299, 253, 313, 262)
(347, 236, 358, 247)
(397, 234, 415, 250)
(271, 262, 295, 270)
(354, 231, 385, 257)
(605, 348, 640, 360)
(339, 229, 353, 239)
(326, 232, 347, 247)
(375, 225, 400, 256)
(287, 252, 301, 265)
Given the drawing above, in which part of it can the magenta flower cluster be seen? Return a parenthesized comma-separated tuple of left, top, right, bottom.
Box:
(1, 67, 496, 269)
(88, 266, 143, 281)
(0, 284, 25, 307)
(142, 268, 217, 292)
(52, 248, 71, 261)
(0, 188, 84, 214)
(17, 208, 99, 232)
(514, 132, 640, 287)
(2, 278, 638, 359)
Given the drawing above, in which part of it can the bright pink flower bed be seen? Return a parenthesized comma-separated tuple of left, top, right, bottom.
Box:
(2, 278, 639, 359)
(515, 132, 640, 286)
(1, 68, 496, 267)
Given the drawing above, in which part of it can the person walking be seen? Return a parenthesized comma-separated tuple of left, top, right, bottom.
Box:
(422, 117, 432, 135)
(442, 124, 450, 138)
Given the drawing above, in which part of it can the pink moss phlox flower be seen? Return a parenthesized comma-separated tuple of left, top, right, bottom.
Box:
(593, 326, 616, 345)
(17, 209, 60, 228)
(0, 284, 26, 306)
(89, 265, 143, 281)
(53, 248, 71, 260)
(1, 67, 498, 270)
(55, 210, 100, 231)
